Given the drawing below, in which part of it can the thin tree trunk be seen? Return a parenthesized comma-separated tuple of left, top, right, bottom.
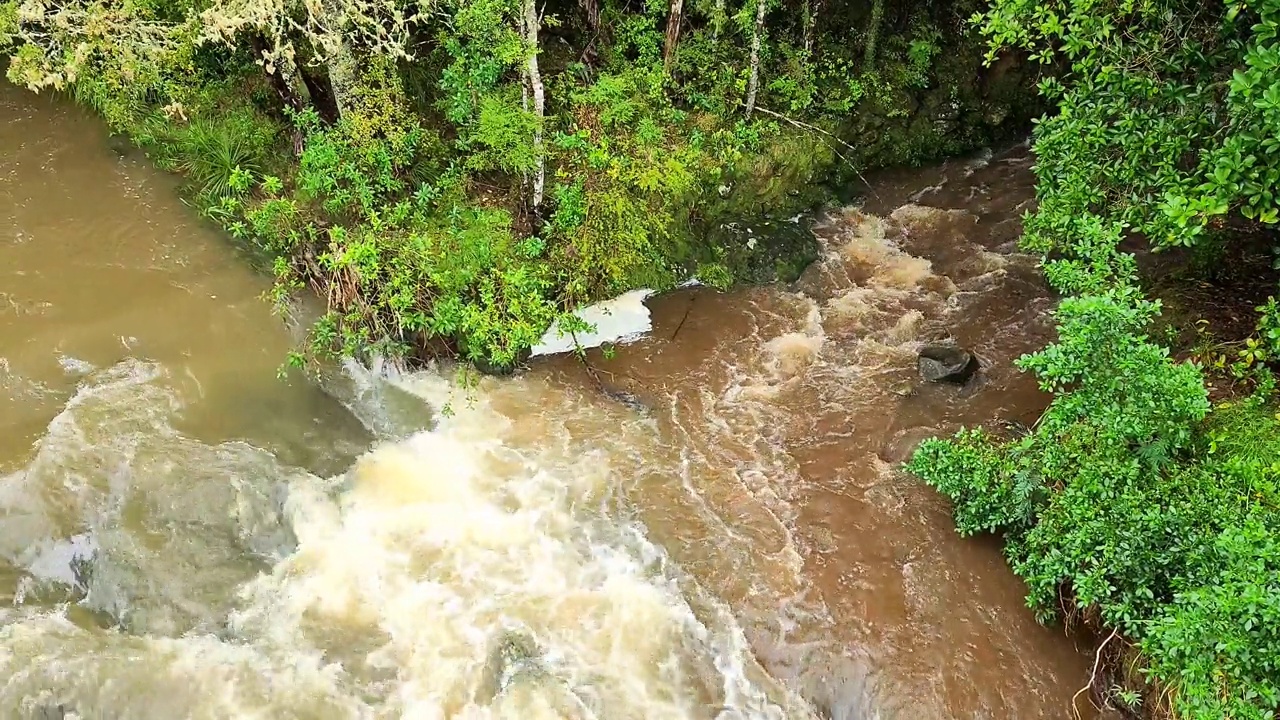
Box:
(252, 40, 304, 115)
(743, 0, 767, 118)
(713, 0, 726, 40)
(863, 0, 883, 70)
(523, 0, 545, 210)
(803, 0, 823, 55)
(663, 0, 684, 70)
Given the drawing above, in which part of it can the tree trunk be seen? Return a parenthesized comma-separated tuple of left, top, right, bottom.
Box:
(663, 0, 684, 70)
(250, 35, 306, 154)
(523, 0, 545, 210)
(300, 63, 341, 125)
(576, 0, 600, 66)
(743, 0, 767, 118)
(803, 0, 824, 55)
(579, 0, 600, 33)
(252, 38, 304, 114)
(863, 0, 883, 70)
(315, 0, 357, 118)
(324, 38, 357, 119)
(713, 0, 726, 40)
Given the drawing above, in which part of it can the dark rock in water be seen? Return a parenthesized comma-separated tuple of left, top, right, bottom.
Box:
(917, 344, 979, 384)
(879, 425, 942, 464)
(603, 388, 647, 412)
(106, 134, 134, 157)
(712, 217, 823, 286)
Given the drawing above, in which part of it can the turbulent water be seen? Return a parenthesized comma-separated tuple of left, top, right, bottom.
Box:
(537, 157, 1098, 718)
(1, 82, 1097, 720)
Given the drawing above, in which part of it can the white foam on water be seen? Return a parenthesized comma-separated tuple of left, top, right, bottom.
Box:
(56, 354, 95, 375)
(0, 363, 809, 719)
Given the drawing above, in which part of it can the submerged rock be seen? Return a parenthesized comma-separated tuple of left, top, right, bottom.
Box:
(879, 425, 943, 464)
(33, 704, 73, 720)
(106, 134, 134, 157)
(483, 629, 544, 697)
(603, 388, 647, 412)
(917, 344, 979, 384)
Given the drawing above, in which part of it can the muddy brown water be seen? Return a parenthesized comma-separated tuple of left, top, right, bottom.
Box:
(2, 82, 1095, 719)
(539, 147, 1098, 718)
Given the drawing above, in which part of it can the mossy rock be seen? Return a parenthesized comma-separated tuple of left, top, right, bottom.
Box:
(713, 218, 823, 286)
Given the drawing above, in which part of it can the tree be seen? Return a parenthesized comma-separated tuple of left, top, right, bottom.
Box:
(663, 0, 683, 69)
(802, 0, 822, 54)
(6, 0, 197, 107)
(521, 0, 544, 209)
(862, 0, 882, 68)
(199, 0, 428, 120)
(743, 0, 766, 117)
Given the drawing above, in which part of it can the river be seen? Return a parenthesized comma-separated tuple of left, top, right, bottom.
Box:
(0, 82, 1096, 718)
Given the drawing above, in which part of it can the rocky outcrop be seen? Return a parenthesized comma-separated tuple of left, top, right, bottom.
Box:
(917, 344, 979, 384)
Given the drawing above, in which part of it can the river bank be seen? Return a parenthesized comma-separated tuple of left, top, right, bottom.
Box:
(2, 0, 1044, 372)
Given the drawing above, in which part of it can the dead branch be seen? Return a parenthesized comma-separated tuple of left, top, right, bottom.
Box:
(751, 105, 878, 197)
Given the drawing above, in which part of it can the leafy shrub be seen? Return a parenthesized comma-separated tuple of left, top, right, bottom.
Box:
(1144, 518, 1280, 720)
(550, 66, 717, 300)
(976, 0, 1280, 248)
(296, 110, 436, 221)
(467, 90, 540, 175)
(0, 1, 17, 50)
(908, 428, 1043, 536)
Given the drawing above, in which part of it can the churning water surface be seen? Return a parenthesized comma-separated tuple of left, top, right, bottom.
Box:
(0, 82, 1096, 720)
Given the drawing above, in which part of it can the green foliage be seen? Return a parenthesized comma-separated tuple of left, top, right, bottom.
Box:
(1258, 297, 1280, 357)
(908, 428, 1045, 536)
(0, 1, 19, 51)
(436, 0, 526, 126)
(467, 90, 540, 175)
(1020, 290, 1209, 455)
(296, 110, 434, 221)
(303, 206, 557, 366)
(976, 0, 1280, 249)
(549, 65, 723, 300)
(1144, 518, 1280, 719)
(1137, 393, 1280, 718)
